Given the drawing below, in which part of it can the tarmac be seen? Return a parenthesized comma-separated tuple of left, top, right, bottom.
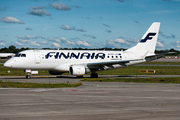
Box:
(1, 82, 180, 120)
(0, 58, 180, 119)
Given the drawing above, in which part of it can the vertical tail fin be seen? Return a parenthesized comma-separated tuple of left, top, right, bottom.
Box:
(126, 22, 160, 55)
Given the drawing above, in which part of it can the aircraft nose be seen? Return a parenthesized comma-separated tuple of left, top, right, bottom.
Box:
(4, 60, 13, 68)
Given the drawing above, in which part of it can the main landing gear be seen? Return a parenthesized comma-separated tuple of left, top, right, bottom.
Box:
(90, 73, 98, 78)
(77, 76, 83, 78)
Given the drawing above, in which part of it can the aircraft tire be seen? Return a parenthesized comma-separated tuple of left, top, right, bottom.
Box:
(77, 76, 83, 78)
(26, 75, 31, 79)
(91, 73, 98, 78)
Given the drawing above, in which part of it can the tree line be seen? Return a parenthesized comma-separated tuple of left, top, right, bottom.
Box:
(0, 45, 179, 56)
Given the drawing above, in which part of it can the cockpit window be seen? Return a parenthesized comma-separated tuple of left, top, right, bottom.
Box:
(14, 53, 26, 57)
(14, 53, 21, 57)
(21, 54, 26, 57)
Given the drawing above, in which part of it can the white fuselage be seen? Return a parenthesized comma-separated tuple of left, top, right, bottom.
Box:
(4, 50, 145, 72)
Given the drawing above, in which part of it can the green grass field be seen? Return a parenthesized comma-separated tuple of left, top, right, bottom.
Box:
(0, 81, 82, 88)
(0, 64, 49, 76)
(0, 61, 180, 87)
(96, 66, 180, 75)
(82, 77, 180, 84)
(0, 62, 180, 76)
(142, 62, 180, 65)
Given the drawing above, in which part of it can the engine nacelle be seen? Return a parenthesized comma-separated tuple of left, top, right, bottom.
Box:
(69, 65, 90, 76)
(49, 70, 63, 75)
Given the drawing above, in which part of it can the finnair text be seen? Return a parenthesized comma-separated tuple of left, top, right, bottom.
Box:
(45, 52, 106, 59)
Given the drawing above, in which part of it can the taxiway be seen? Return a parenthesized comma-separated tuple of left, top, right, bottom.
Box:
(0, 58, 180, 119)
(1, 82, 180, 120)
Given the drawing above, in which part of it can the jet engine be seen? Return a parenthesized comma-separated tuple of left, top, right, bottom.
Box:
(48, 70, 63, 75)
(69, 65, 90, 76)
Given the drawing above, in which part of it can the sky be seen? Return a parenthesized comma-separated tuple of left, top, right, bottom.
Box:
(0, 0, 180, 50)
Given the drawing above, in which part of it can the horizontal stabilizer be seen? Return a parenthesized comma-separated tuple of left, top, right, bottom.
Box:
(145, 52, 175, 61)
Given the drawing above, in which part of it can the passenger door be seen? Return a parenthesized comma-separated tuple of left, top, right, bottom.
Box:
(34, 50, 41, 64)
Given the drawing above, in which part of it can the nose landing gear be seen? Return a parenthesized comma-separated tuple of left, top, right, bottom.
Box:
(25, 70, 31, 79)
(25, 70, 38, 79)
(26, 74, 31, 79)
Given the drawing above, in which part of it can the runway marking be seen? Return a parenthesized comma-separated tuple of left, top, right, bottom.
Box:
(29, 88, 59, 92)
(0, 94, 180, 100)
(1, 87, 180, 93)
(63, 89, 87, 92)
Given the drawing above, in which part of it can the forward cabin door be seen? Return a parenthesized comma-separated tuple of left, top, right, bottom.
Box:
(34, 50, 41, 64)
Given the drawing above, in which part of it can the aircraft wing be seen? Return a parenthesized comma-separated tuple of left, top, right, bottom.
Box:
(87, 59, 143, 68)
(86, 52, 175, 69)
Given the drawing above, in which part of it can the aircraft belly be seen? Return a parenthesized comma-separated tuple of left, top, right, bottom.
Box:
(105, 64, 126, 70)
(127, 60, 146, 66)
(53, 64, 70, 72)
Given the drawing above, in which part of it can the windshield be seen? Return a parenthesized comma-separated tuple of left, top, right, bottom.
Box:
(14, 53, 26, 57)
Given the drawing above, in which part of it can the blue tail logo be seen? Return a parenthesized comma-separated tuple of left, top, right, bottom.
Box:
(140, 33, 156, 43)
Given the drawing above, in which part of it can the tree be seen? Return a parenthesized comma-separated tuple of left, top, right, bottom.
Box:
(8, 45, 16, 53)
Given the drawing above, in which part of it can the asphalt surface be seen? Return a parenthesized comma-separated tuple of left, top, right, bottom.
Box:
(1, 75, 180, 84)
(0, 58, 180, 119)
(1, 82, 180, 120)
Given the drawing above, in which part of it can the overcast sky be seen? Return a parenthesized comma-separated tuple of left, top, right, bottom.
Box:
(0, 0, 180, 50)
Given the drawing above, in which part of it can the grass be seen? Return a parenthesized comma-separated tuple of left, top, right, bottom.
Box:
(1, 61, 179, 88)
(142, 62, 180, 65)
(0, 60, 6, 63)
(0, 64, 180, 76)
(0, 81, 82, 88)
(1, 77, 180, 88)
(82, 77, 180, 84)
(0, 64, 50, 76)
(95, 66, 180, 75)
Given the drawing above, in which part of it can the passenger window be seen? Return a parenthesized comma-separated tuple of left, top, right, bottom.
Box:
(112, 56, 113, 58)
(120, 56, 122, 58)
(107, 56, 109, 58)
(116, 56, 118, 58)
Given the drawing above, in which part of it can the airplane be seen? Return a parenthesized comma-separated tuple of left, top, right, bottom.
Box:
(0, 53, 15, 59)
(4, 22, 170, 79)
